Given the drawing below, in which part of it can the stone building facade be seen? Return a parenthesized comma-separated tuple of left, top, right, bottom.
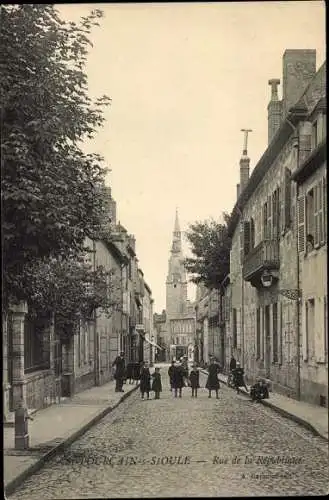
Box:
(227, 49, 327, 406)
(3, 187, 154, 417)
(142, 282, 155, 365)
(292, 98, 327, 406)
(153, 311, 167, 362)
(194, 284, 222, 366)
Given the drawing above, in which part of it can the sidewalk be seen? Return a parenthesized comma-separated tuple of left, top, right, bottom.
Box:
(4, 379, 139, 496)
(201, 369, 328, 441)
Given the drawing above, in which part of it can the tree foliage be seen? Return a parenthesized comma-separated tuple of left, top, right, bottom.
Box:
(24, 255, 121, 341)
(1, 4, 112, 308)
(1, 6, 110, 297)
(184, 213, 232, 290)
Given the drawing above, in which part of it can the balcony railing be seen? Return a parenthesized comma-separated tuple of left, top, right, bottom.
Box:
(243, 239, 280, 283)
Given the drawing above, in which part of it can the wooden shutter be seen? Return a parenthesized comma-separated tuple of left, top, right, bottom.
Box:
(267, 195, 272, 239)
(280, 181, 285, 235)
(314, 184, 319, 247)
(297, 196, 306, 253)
(319, 179, 324, 245)
(262, 203, 267, 240)
(302, 301, 308, 361)
(250, 218, 255, 249)
(323, 176, 327, 243)
(278, 302, 283, 365)
(239, 222, 244, 264)
(243, 221, 251, 255)
(284, 168, 292, 229)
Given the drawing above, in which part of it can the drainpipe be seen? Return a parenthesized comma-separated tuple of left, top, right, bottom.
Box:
(93, 239, 100, 386)
(236, 206, 245, 367)
(287, 118, 301, 401)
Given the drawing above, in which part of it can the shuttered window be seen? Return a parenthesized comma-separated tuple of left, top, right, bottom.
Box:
(256, 308, 261, 359)
(323, 176, 327, 243)
(272, 303, 278, 363)
(272, 188, 280, 240)
(278, 302, 283, 365)
(314, 184, 320, 247)
(324, 296, 328, 358)
(239, 222, 244, 264)
(284, 168, 292, 230)
(267, 195, 272, 238)
(297, 196, 306, 253)
(232, 308, 237, 348)
(318, 179, 324, 245)
(250, 218, 255, 249)
(243, 221, 251, 256)
(263, 202, 268, 240)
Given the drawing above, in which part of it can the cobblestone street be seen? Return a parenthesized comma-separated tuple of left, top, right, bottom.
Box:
(10, 366, 329, 498)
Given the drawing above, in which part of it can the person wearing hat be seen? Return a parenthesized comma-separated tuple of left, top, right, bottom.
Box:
(112, 351, 126, 392)
(232, 361, 248, 394)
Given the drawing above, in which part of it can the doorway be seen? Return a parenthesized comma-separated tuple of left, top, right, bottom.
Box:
(264, 305, 271, 378)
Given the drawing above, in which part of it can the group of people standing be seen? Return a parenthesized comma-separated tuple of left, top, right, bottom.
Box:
(112, 351, 269, 403)
(167, 356, 221, 399)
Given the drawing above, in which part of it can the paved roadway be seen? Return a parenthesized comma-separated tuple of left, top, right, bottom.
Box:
(10, 364, 329, 498)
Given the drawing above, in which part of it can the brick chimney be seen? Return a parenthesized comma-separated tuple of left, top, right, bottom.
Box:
(268, 79, 282, 144)
(282, 49, 316, 117)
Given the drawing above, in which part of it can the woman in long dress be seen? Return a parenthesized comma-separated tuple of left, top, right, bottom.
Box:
(205, 358, 220, 399)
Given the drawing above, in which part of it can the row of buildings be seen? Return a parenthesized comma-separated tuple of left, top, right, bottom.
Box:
(3, 188, 158, 419)
(154, 49, 327, 408)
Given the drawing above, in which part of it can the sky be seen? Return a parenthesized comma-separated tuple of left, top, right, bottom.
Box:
(56, 1, 325, 312)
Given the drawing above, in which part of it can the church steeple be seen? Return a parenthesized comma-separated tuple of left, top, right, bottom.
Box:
(171, 208, 182, 254)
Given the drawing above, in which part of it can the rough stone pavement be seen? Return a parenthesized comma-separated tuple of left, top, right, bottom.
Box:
(8, 365, 329, 498)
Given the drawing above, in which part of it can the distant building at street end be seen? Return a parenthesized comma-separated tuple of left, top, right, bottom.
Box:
(164, 210, 196, 362)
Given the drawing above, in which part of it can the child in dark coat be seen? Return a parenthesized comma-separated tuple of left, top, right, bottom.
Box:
(250, 378, 269, 402)
(139, 362, 151, 400)
(189, 364, 200, 398)
(151, 367, 162, 399)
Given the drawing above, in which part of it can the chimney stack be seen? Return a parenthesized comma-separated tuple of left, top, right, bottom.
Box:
(268, 79, 282, 144)
(282, 49, 316, 117)
(239, 129, 252, 194)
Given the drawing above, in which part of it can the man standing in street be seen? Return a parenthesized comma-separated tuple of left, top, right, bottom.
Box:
(229, 355, 237, 372)
(112, 351, 126, 392)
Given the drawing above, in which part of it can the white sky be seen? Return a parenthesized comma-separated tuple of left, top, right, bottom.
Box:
(56, 1, 325, 312)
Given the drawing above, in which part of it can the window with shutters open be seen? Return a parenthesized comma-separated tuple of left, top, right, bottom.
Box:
(323, 176, 327, 243)
(306, 189, 315, 252)
(267, 194, 272, 239)
(272, 188, 280, 240)
(297, 196, 305, 253)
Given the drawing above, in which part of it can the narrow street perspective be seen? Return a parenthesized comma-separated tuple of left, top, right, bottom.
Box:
(8, 368, 329, 498)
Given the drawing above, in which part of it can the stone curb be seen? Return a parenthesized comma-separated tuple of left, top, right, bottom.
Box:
(5, 384, 139, 497)
(201, 369, 328, 442)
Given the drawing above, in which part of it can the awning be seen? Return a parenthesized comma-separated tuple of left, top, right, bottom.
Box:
(143, 336, 164, 350)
